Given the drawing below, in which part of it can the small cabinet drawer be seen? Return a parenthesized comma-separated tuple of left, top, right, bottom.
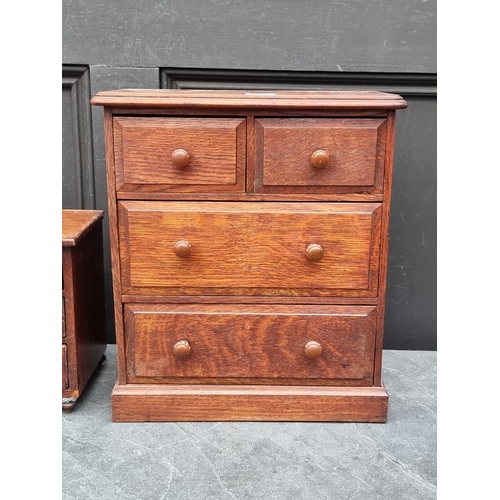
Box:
(118, 201, 382, 297)
(254, 118, 387, 194)
(113, 117, 246, 193)
(124, 304, 377, 385)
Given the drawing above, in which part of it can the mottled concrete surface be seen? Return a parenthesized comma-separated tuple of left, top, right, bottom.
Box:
(62, 346, 436, 500)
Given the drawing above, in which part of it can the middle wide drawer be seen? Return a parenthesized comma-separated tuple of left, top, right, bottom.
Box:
(118, 201, 382, 297)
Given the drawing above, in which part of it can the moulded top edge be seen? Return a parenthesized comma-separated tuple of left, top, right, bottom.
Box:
(90, 89, 408, 109)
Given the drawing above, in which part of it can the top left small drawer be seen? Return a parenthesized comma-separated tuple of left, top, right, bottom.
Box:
(113, 117, 246, 194)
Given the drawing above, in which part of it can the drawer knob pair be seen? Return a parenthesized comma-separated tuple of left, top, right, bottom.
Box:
(174, 240, 324, 261)
(173, 339, 322, 360)
(310, 150, 330, 169)
(171, 148, 190, 168)
(173, 148, 328, 169)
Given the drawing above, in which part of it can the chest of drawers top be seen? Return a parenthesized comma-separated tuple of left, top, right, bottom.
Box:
(90, 89, 406, 110)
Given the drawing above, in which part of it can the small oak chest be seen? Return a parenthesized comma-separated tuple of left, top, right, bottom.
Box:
(91, 90, 407, 422)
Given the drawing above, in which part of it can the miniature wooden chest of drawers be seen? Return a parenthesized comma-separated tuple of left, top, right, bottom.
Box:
(91, 90, 407, 422)
(62, 210, 107, 412)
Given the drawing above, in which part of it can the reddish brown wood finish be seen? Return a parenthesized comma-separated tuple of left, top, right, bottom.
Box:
(121, 295, 379, 305)
(373, 111, 397, 385)
(124, 304, 376, 384)
(254, 118, 386, 194)
(62, 209, 104, 246)
(104, 108, 128, 385)
(118, 201, 381, 297)
(62, 210, 107, 412)
(91, 89, 407, 422)
(62, 345, 68, 389)
(111, 384, 389, 422)
(90, 89, 407, 111)
(113, 117, 246, 193)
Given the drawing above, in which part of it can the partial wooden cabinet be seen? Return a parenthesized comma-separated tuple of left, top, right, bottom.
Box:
(62, 210, 107, 412)
(91, 90, 407, 422)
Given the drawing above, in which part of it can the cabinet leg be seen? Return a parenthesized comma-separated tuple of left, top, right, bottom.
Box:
(62, 398, 77, 413)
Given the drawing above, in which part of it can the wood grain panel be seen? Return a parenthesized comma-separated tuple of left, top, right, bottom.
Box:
(113, 116, 246, 192)
(124, 304, 377, 384)
(115, 191, 385, 202)
(118, 201, 382, 296)
(92, 89, 407, 109)
(120, 294, 378, 305)
(254, 118, 386, 194)
(111, 383, 389, 422)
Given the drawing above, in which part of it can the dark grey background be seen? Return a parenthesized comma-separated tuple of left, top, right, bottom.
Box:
(62, 0, 437, 350)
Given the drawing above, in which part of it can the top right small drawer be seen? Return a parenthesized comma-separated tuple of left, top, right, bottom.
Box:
(254, 118, 387, 194)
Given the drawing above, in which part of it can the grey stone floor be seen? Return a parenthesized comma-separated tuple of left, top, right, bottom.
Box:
(62, 345, 436, 500)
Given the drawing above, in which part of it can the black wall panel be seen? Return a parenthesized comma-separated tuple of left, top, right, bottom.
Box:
(62, 66, 95, 209)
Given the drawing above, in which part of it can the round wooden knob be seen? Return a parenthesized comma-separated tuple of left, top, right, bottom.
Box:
(304, 341, 322, 359)
(173, 240, 191, 258)
(173, 340, 191, 359)
(171, 148, 190, 168)
(310, 150, 330, 168)
(306, 243, 324, 262)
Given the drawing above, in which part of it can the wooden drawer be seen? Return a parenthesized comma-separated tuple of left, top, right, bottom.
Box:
(113, 117, 246, 193)
(118, 201, 382, 297)
(124, 304, 377, 385)
(254, 118, 387, 194)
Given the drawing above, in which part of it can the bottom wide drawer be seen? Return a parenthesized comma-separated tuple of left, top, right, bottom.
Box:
(124, 304, 377, 385)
